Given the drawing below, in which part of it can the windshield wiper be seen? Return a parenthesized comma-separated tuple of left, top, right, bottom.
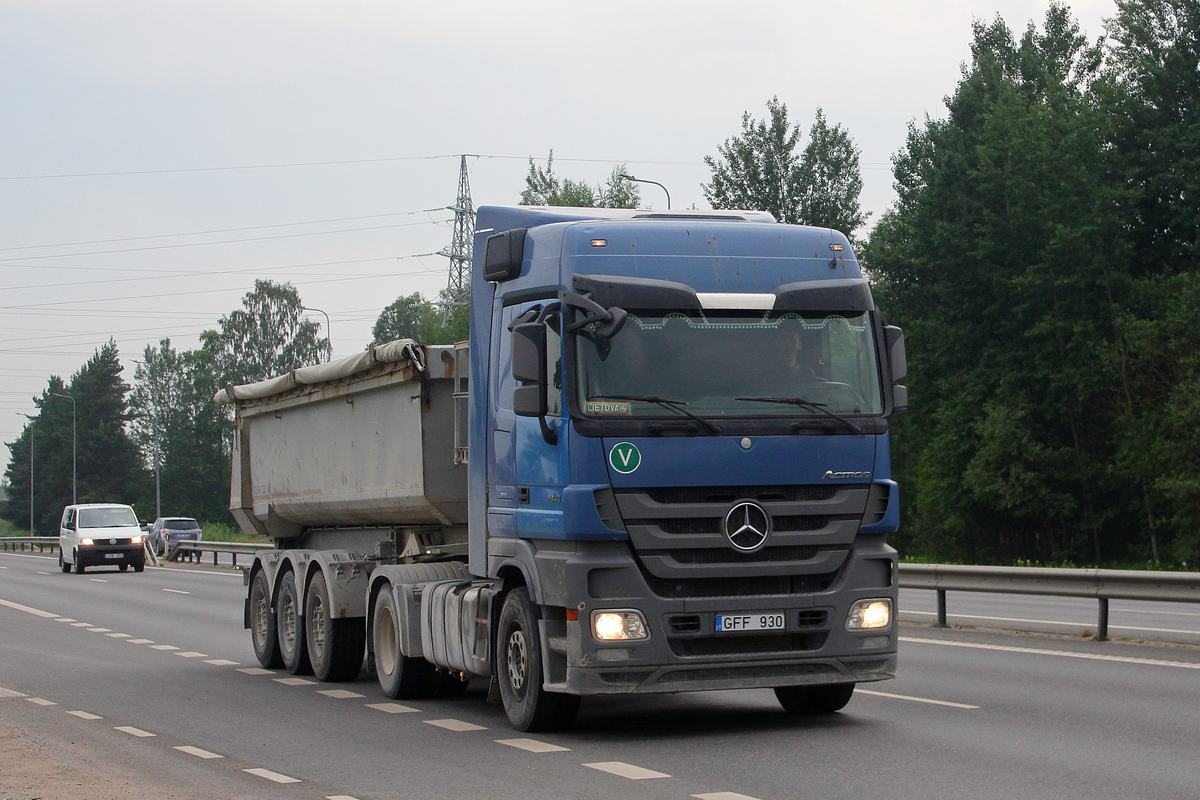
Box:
(735, 396, 863, 434)
(593, 395, 723, 435)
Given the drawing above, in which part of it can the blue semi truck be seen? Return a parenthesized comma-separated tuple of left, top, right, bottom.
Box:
(223, 205, 907, 731)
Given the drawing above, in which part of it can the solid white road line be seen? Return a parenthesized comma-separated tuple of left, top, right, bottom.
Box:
(857, 689, 980, 709)
(0, 598, 58, 618)
(162, 589, 190, 594)
(901, 635, 1200, 669)
(583, 762, 671, 780)
(694, 793, 763, 800)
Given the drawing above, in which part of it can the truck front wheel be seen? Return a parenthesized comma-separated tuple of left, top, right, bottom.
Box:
(276, 570, 311, 675)
(249, 570, 283, 669)
(497, 588, 579, 732)
(372, 587, 435, 698)
(306, 571, 365, 682)
(774, 683, 855, 714)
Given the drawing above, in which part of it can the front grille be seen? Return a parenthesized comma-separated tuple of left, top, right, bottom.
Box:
(657, 517, 828, 535)
(669, 632, 828, 657)
(659, 546, 819, 565)
(647, 572, 838, 598)
(648, 485, 838, 505)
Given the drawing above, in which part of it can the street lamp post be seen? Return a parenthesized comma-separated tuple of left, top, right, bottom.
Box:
(50, 392, 76, 506)
(22, 414, 35, 535)
(624, 175, 671, 210)
(301, 306, 332, 362)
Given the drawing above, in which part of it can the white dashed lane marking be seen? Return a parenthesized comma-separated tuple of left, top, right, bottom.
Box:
(127, 639, 154, 644)
(584, 762, 671, 780)
(238, 667, 273, 675)
(26, 697, 56, 706)
(115, 726, 155, 738)
(245, 767, 301, 784)
(175, 745, 222, 759)
(424, 718, 486, 732)
(162, 589, 190, 594)
(149, 645, 179, 651)
(174, 651, 208, 658)
(318, 689, 365, 699)
(366, 702, 418, 714)
(87, 627, 112, 633)
(694, 793, 763, 800)
(205, 659, 238, 666)
(67, 711, 102, 720)
(106, 633, 130, 638)
(496, 738, 570, 753)
(275, 677, 316, 686)
(857, 689, 980, 709)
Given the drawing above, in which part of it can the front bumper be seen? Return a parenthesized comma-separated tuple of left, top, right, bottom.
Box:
(78, 543, 145, 568)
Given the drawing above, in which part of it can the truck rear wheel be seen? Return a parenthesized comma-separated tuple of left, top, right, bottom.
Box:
(249, 569, 283, 669)
(306, 571, 365, 682)
(372, 587, 435, 698)
(497, 588, 579, 732)
(276, 570, 312, 675)
(774, 683, 855, 714)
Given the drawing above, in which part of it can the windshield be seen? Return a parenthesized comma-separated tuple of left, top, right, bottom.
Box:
(78, 507, 139, 528)
(575, 311, 883, 418)
(165, 519, 198, 530)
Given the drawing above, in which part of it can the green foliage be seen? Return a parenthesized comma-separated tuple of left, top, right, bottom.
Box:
(866, 1, 1200, 567)
(372, 290, 468, 346)
(3, 342, 149, 534)
(703, 98, 866, 234)
(520, 152, 641, 209)
(203, 280, 329, 388)
(198, 519, 267, 544)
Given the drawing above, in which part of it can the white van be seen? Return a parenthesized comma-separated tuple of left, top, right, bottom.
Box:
(59, 504, 146, 574)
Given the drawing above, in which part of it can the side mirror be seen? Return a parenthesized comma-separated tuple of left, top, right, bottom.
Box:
(885, 326, 906, 382)
(512, 322, 548, 417)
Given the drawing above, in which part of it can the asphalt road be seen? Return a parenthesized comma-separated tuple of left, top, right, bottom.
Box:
(2, 550, 1199, 800)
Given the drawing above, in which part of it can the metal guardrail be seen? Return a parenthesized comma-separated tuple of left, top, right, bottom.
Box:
(167, 540, 264, 567)
(899, 563, 1200, 641)
(0, 536, 59, 553)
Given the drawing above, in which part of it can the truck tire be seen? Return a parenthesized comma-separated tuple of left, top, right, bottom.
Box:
(276, 570, 312, 675)
(249, 570, 283, 669)
(774, 683, 855, 714)
(305, 571, 365, 682)
(372, 586, 435, 698)
(497, 588, 579, 732)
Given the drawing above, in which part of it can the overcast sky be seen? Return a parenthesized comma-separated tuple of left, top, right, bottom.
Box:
(1, 0, 1117, 447)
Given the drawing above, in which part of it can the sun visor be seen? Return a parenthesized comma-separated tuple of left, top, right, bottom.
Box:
(773, 278, 874, 312)
(571, 274, 701, 311)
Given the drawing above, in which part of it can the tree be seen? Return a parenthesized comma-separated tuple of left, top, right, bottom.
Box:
(520, 152, 641, 208)
(864, 6, 1124, 564)
(4, 343, 149, 533)
(703, 99, 866, 234)
(204, 280, 329, 388)
(371, 290, 469, 346)
(129, 339, 231, 524)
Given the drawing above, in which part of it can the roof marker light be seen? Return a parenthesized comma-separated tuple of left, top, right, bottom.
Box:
(591, 239, 608, 248)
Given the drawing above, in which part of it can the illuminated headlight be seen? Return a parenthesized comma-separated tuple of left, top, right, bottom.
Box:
(591, 610, 649, 641)
(847, 599, 892, 630)
(80, 538, 94, 546)
(131, 535, 143, 544)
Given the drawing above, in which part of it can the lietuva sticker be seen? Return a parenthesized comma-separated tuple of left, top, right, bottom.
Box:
(586, 401, 631, 415)
(609, 442, 641, 474)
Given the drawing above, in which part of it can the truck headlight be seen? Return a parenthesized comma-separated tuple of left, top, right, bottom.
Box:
(847, 599, 892, 630)
(591, 610, 649, 641)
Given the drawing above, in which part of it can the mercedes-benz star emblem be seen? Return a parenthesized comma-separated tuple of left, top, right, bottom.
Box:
(723, 501, 771, 552)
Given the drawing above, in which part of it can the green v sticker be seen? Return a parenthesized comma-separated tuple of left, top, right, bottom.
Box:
(609, 442, 641, 474)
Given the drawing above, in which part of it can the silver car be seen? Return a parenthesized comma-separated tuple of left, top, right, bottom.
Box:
(150, 517, 203, 557)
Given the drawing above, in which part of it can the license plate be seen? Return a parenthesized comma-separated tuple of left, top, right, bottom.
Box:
(104, 553, 123, 559)
(715, 612, 785, 632)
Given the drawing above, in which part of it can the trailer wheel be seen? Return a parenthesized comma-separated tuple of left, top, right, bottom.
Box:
(497, 588, 579, 732)
(306, 571, 365, 682)
(249, 569, 283, 669)
(372, 587, 434, 698)
(276, 570, 311, 675)
(774, 683, 855, 714)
